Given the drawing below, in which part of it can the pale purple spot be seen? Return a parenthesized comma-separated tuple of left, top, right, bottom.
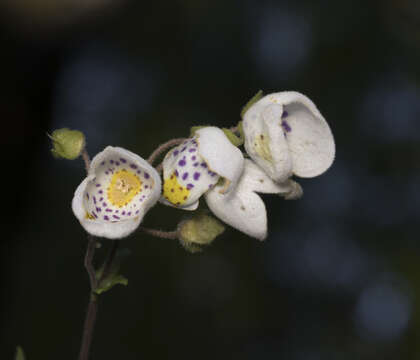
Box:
(102, 202, 107, 207)
(130, 164, 138, 169)
(144, 172, 150, 179)
(282, 110, 288, 118)
(193, 162, 199, 167)
(96, 207, 102, 213)
(182, 172, 189, 180)
(101, 161, 105, 166)
(99, 197, 103, 201)
(187, 183, 194, 190)
(113, 215, 120, 220)
(208, 184, 214, 189)
(188, 148, 196, 153)
(137, 170, 141, 174)
(127, 212, 132, 216)
(281, 120, 292, 133)
(191, 156, 196, 161)
(98, 190, 103, 194)
(178, 158, 186, 166)
(115, 210, 119, 213)
(122, 211, 126, 215)
(106, 209, 112, 212)
(174, 170, 179, 177)
(120, 158, 127, 163)
(115, 161, 120, 166)
(200, 162, 207, 168)
(181, 146, 187, 152)
(173, 150, 179, 156)
(104, 215, 109, 221)
(110, 160, 114, 164)
(193, 172, 201, 180)
(93, 196, 97, 204)
(135, 210, 140, 214)
(95, 184, 100, 187)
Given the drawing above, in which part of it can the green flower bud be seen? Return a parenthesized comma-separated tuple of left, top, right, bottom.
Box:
(178, 212, 225, 253)
(49, 128, 85, 160)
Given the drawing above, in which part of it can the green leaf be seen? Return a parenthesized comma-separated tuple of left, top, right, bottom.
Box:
(94, 274, 128, 295)
(15, 346, 25, 360)
(240, 90, 263, 118)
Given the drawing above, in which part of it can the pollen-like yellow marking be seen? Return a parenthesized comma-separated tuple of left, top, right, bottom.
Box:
(163, 172, 190, 206)
(254, 133, 273, 162)
(85, 212, 95, 220)
(107, 169, 142, 208)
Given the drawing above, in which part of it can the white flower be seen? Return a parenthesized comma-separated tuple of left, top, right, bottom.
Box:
(243, 91, 335, 182)
(161, 127, 244, 210)
(72, 146, 161, 239)
(205, 159, 297, 240)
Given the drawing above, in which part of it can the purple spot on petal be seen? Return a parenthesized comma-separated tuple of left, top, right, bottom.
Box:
(113, 215, 120, 220)
(98, 190, 103, 194)
(144, 172, 150, 179)
(200, 162, 207, 168)
(193, 172, 201, 180)
(187, 183, 194, 190)
(174, 170, 179, 177)
(96, 184, 100, 187)
(120, 158, 127, 163)
(116, 161, 121, 166)
(96, 207, 102, 212)
(178, 159, 186, 167)
(281, 120, 292, 133)
(282, 110, 288, 118)
(92, 211, 97, 218)
(127, 212, 132, 216)
(105, 171, 109, 175)
(181, 146, 187, 152)
(115, 210, 119, 213)
(104, 215, 109, 221)
(122, 211, 126, 215)
(188, 148, 196, 153)
(137, 170, 141, 174)
(193, 162, 199, 167)
(173, 150, 179, 156)
(130, 164, 138, 169)
(182, 172, 189, 180)
(135, 210, 140, 214)
(101, 161, 105, 166)
(145, 185, 149, 189)
(93, 196, 97, 204)
(191, 156, 196, 161)
(99, 197, 103, 201)
(102, 202, 107, 207)
(110, 160, 114, 164)
(106, 209, 112, 212)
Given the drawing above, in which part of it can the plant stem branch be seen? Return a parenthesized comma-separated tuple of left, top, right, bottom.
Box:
(139, 226, 179, 240)
(147, 138, 186, 165)
(81, 148, 91, 173)
(99, 240, 120, 283)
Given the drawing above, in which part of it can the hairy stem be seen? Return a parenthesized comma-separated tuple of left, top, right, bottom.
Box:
(139, 226, 179, 240)
(147, 138, 186, 165)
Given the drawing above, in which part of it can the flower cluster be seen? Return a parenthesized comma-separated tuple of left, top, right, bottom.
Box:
(68, 91, 335, 243)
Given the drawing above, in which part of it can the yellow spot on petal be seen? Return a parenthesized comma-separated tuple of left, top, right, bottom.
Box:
(163, 171, 190, 206)
(85, 212, 95, 219)
(254, 133, 272, 162)
(108, 170, 142, 207)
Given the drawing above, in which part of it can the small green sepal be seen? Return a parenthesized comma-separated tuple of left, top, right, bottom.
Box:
(178, 211, 225, 253)
(240, 90, 263, 118)
(221, 128, 243, 147)
(15, 346, 25, 360)
(49, 128, 85, 160)
(190, 126, 209, 137)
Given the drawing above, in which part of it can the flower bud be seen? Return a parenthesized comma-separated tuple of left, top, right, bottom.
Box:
(178, 212, 225, 253)
(49, 128, 85, 160)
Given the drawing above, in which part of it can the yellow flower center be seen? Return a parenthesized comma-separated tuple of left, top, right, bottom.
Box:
(107, 169, 142, 207)
(163, 172, 190, 206)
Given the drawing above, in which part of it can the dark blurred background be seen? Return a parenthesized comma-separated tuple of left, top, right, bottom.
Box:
(1, 0, 420, 359)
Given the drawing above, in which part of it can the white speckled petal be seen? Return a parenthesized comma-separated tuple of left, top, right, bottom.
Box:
(71, 146, 161, 239)
(243, 91, 335, 178)
(161, 139, 219, 209)
(205, 159, 291, 241)
(196, 127, 244, 191)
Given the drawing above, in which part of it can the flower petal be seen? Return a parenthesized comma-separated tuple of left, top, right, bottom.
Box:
(205, 159, 291, 240)
(195, 127, 244, 191)
(72, 146, 161, 239)
(162, 139, 219, 208)
(243, 91, 335, 178)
